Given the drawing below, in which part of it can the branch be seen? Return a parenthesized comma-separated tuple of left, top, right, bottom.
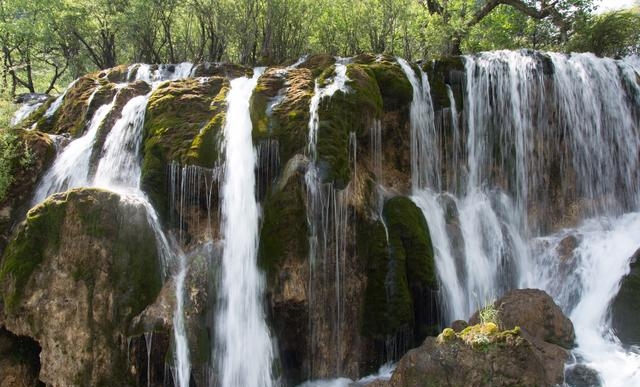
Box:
(72, 30, 104, 68)
(468, 0, 568, 36)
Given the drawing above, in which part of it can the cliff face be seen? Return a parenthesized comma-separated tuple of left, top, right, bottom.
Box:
(1, 52, 639, 386)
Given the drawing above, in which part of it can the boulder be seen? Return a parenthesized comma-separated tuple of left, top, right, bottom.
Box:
(0, 188, 163, 386)
(564, 364, 602, 387)
(386, 289, 574, 387)
(610, 247, 640, 345)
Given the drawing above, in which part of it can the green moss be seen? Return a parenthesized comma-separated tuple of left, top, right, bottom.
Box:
(258, 175, 308, 281)
(141, 77, 228, 218)
(315, 64, 383, 187)
(252, 68, 315, 166)
(423, 56, 465, 111)
(369, 60, 413, 111)
(383, 196, 436, 289)
(359, 218, 413, 338)
(38, 76, 99, 137)
(0, 193, 67, 312)
(298, 54, 336, 77)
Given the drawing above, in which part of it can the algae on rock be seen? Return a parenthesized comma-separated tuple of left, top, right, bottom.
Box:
(0, 188, 163, 387)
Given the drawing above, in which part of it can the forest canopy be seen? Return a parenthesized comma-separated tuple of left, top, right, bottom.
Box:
(0, 0, 639, 96)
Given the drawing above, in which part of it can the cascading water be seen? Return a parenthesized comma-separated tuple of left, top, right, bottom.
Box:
(304, 61, 354, 377)
(401, 50, 640, 386)
(215, 67, 275, 387)
(31, 69, 197, 387)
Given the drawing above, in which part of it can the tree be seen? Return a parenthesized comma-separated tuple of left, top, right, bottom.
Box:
(421, 0, 594, 55)
(568, 8, 640, 57)
(0, 0, 71, 95)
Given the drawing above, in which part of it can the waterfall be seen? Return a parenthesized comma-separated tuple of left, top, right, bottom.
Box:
(397, 58, 439, 191)
(304, 62, 353, 377)
(32, 73, 191, 386)
(215, 68, 275, 387)
(401, 50, 640, 386)
(33, 96, 116, 204)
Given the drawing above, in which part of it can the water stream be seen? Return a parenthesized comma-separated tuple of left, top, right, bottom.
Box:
(215, 68, 275, 387)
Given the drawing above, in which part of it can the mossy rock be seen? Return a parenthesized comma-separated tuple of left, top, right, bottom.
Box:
(383, 196, 439, 340)
(0, 129, 56, 253)
(250, 67, 287, 138)
(36, 76, 99, 137)
(141, 76, 228, 218)
(298, 54, 337, 77)
(423, 56, 465, 111)
(192, 62, 252, 78)
(251, 67, 315, 167)
(314, 64, 383, 187)
(0, 188, 162, 386)
(359, 217, 413, 338)
(258, 168, 308, 282)
(368, 59, 413, 111)
(360, 195, 437, 342)
(0, 192, 66, 311)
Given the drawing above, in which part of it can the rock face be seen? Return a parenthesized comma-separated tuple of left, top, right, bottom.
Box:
(610, 247, 640, 345)
(0, 188, 163, 386)
(383, 289, 574, 387)
(0, 129, 55, 252)
(0, 327, 42, 387)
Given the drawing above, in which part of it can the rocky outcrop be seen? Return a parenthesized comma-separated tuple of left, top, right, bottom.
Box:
(380, 289, 574, 387)
(610, 247, 640, 345)
(0, 129, 55, 253)
(141, 76, 232, 221)
(0, 188, 163, 386)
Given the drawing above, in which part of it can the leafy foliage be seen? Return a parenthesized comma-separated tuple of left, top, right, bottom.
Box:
(568, 8, 640, 57)
(0, 0, 633, 97)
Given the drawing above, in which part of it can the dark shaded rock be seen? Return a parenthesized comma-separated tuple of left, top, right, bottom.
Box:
(36, 75, 99, 137)
(565, 364, 602, 387)
(0, 188, 163, 386)
(191, 62, 252, 78)
(611, 247, 640, 346)
(451, 319, 468, 332)
(0, 326, 43, 387)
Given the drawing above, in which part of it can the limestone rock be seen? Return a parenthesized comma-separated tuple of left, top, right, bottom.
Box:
(0, 188, 163, 386)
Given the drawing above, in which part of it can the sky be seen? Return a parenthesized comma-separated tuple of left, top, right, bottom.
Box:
(595, 0, 637, 13)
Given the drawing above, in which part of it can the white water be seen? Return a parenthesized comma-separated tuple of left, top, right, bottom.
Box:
(396, 58, 439, 191)
(33, 98, 115, 204)
(400, 51, 640, 386)
(11, 100, 45, 126)
(215, 68, 274, 387)
(32, 75, 191, 386)
(93, 95, 149, 190)
(44, 79, 79, 118)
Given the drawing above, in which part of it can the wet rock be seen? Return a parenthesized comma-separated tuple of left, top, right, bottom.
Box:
(610, 247, 640, 345)
(0, 327, 42, 387)
(565, 364, 602, 387)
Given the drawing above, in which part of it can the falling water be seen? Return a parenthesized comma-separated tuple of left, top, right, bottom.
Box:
(304, 62, 354, 377)
(401, 50, 640, 386)
(33, 96, 116, 204)
(32, 74, 191, 385)
(93, 95, 149, 190)
(396, 58, 439, 191)
(215, 68, 274, 387)
(44, 79, 79, 118)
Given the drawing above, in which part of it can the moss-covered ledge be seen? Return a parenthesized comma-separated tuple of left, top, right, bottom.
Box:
(141, 76, 229, 218)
